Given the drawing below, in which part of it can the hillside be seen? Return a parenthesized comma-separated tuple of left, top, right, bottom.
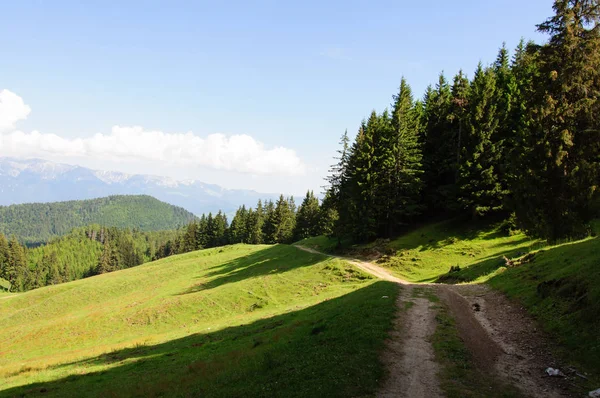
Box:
(0, 244, 398, 397)
(0, 195, 196, 245)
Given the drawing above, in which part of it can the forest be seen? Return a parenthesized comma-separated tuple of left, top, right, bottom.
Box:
(0, 195, 196, 246)
(0, 192, 322, 292)
(320, 0, 600, 244)
(1, 1, 599, 293)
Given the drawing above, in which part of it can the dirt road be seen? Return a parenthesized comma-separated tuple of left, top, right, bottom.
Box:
(295, 245, 572, 398)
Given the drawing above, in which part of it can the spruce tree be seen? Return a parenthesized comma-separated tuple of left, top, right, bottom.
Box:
(262, 200, 277, 244)
(389, 78, 423, 234)
(0, 233, 9, 284)
(346, 119, 378, 242)
(294, 191, 321, 239)
(448, 70, 471, 183)
(248, 200, 265, 244)
(421, 73, 455, 214)
(324, 131, 353, 241)
(458, 63, 506, 217)
(512, 0, 600, 239)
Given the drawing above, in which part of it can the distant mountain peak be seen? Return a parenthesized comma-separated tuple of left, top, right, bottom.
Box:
(0, 157, 280, 216)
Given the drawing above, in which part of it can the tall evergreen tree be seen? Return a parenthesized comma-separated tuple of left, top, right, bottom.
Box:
(421, 73, 456, 213)
(0, 233, 9, 284)
(270, 195, 296, 243)
(512, 0, 600, 239)
(346, 119, 378, 242)
(389, 78, 423, 233)
(248, 200, 265, 244)
(324, 131, 353, 241)
(294, 191, 321, 239)
(458, 63, 506, 217)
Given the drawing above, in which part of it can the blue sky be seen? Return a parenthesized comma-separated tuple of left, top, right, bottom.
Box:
(0, 0, 551, 194)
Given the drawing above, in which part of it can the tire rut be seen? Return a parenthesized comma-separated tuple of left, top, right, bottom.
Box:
(293, 245, 573, 398)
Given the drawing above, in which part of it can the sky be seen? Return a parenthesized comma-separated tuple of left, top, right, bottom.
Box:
(0, 0, 552, 195)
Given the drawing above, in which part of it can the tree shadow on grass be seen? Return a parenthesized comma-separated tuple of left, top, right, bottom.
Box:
(385, 217, 512, 253)
(433, 240, 545, 284)
(1, 281, 399, 398)
(176, 245, 327, 295)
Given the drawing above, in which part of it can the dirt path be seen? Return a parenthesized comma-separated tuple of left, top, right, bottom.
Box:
(296, 245, 442, 396)
(379, 285, 444, 397)
(295, 245, 573, 398)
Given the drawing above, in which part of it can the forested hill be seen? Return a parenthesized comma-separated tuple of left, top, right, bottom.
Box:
(0, 195, 196, 245)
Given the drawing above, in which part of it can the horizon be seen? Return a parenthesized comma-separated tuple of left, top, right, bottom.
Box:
(1, 1, 551, 195)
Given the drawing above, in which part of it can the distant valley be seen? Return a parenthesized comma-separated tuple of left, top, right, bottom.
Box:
(0, 157, 281, 216)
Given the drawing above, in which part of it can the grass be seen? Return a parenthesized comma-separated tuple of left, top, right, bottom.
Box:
(302, 218, 600, 385)
(300, 219, 543, 283)
(488, 237, 600, 383)
(427, 289, 523, 398)
(0, 244, 399, 397)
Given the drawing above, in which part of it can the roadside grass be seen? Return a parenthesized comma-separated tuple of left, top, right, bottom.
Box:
(433, 223, 600, 383)
(488, 237, 600, 384)
(299, 219, 542, 283)
(302, 218, 600, 387)
(0, 244, 399, 397)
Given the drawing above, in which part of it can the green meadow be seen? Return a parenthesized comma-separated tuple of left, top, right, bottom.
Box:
(0, 244, 398, 397)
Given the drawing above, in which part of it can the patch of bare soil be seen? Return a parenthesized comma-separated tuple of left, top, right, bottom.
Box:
(378, 285, 443, 398)
(449, 284, 575, 398)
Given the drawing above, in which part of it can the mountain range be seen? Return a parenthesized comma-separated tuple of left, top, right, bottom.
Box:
(0, 157, 281, 215)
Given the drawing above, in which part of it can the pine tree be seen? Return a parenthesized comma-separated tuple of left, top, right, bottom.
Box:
(183, 222, 198, 252)
(248, 200, 265, 244)
(458, 63, 506, 217)
(448, 70, 471, 183)
(512, 0, 600, 240)
(7, 236, 28, 291)
(196, 215, 208, 249)
(229, 206, 249, 244)
(346, 119, 378, 242)
(294, 191, 321, 239)
(270, 195, 296, 243)
(421, 73, 456, 214)
(389, 78, 423, 234)
(0, 233, 9, 284)
(96, 238, 118, 274)
(209, 211, 228, 247)
(262, 200, 277, 244)
(324, 131, 353, 241)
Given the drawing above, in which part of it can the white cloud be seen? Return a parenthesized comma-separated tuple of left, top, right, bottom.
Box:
(0, 91, 306, 176)
(0, 89, 31, 132)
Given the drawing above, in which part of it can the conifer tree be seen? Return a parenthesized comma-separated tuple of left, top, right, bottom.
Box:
(229, 206, 249, 244)
(270, 195, 296, 243)
(458, 63, 506, 217)
(389, 78, 423, 233)
(294, 191, 321, 239)
(346, 119, 377, 242)
(7, 236, 27, 291)
(248, 200, 265, 244)
(421, 73, 455, 213)
(448, 70, 471, 182)
(324, 131, 353, 241)
(0, 233, 9, 284)
(512, 0, 600, 239)
(262, 200, 277, 244)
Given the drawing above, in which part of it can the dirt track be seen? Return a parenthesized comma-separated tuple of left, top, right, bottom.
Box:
(295, 245, 572, 398)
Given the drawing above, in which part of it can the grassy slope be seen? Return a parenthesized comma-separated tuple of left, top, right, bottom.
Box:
(300, 219, 543, 283)
(300, 219, 600, 379)
(0, 244, 398, 397)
